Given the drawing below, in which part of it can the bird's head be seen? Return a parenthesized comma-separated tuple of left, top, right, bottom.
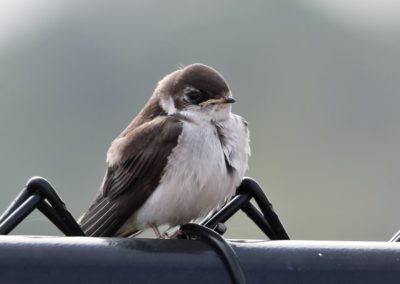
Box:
(156, 63, 235, 121)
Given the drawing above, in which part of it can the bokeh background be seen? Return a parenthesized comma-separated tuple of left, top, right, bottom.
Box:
(1, 0, 400, 240)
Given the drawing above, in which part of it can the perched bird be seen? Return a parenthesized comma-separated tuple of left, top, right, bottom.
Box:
(79, 63, 250, 238)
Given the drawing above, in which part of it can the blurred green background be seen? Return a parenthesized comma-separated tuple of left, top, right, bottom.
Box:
(1, 0, 400, 240)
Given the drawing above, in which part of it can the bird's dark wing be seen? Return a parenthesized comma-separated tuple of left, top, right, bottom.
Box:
(79, 116, 183, 237)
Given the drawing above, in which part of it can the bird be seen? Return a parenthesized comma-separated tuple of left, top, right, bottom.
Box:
(78, 63, 250, 238)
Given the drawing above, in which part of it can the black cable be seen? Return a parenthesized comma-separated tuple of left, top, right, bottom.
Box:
(180, 223, 246, 284)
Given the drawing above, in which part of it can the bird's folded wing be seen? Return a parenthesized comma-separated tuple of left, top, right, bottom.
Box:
(79, 116, 183, 237)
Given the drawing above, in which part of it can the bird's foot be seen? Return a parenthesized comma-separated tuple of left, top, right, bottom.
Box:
(151, 225, 165, 239)
(165, 229, 183, 239)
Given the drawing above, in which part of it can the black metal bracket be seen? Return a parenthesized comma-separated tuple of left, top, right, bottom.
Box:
(0, 176, 84, 236)
(0, 176, 289, 241)
(389, 230, 400, 242)
(200, 177, 290, 240)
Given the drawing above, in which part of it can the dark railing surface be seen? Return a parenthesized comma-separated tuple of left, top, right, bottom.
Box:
(1, 176, 400, 283)
(0, 236, 399, 284)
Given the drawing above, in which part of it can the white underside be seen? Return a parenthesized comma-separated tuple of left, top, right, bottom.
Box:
(117, 113, 250, 233)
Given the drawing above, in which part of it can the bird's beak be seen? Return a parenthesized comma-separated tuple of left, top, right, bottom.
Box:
(199, 97, 236, 107)
(223, 97, 236, 104)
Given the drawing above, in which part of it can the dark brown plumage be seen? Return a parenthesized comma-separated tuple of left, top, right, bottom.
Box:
(79, 116, 183, 236)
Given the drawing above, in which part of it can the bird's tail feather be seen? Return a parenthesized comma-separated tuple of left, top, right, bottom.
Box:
(79, 197, 123, 237)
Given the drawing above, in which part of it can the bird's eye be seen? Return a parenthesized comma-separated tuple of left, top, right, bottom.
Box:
(186, 89, 207, 104)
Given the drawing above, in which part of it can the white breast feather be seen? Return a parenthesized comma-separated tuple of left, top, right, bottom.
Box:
(132, 113, 250, 229)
